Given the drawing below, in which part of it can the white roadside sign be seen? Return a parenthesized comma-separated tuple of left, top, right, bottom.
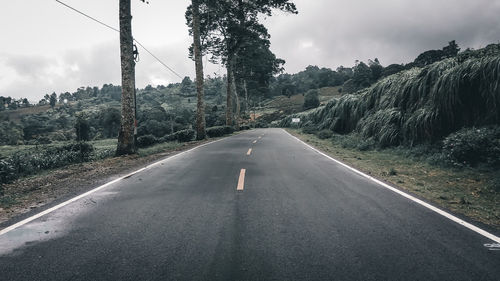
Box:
(291, 118, 301, 123)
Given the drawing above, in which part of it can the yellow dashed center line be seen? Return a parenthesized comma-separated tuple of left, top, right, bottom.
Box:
(237, 169, 246, 191)
(247, 148, 252, 155)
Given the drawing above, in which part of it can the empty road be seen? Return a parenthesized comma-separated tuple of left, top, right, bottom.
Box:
(0, 128, 499, 280)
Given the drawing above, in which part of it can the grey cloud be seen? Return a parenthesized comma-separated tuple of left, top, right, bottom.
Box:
(267, 0, 500, 72)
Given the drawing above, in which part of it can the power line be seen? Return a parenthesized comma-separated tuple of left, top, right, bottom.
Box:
(55, 0, 120, 33)
(55, 0, 184, 79)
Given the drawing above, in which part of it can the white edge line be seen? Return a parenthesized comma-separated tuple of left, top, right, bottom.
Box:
(282, 129, 500, 244)
(0, 136, 230, 236)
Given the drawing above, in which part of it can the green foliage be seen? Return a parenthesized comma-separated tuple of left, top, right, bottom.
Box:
(100, 107, 121, 138)
(282, 44, 500, 154)
(137, 134, 158, 148)
(413, 40, 460, 67)
(21, 114, 55, 141)
(0, 121, 23, 145)
(301, 124, 318, 134)
(75, 117, 91, 141)
(173, 129, 195, 142)
(382, 64, 405, 77)
(180, 76, 195, 96)
(352, 61, 372, 88)
(330, 133, 376, 151)
(0, 143, 95, 186)
(206, 126, 234, 138)
(316, 129, 333, 139)
(303, 89, 320, 110)
(441, 126, 500, 167)
(49, 92, 57, 108)
(270, 66, 350, 97)
(254, 121, 269, 128)
(206, 126, 226, 138)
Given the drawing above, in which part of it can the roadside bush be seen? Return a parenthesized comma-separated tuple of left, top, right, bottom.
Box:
(223, 126, 235, 134)
(0, 142, 96, 186)
(206, 126, 235, 138)
(441, 126, 500, 167)
(303, 89, 320, 110)
(240, 125, 251, 131)
(36, 136, 52, 145)
(316, 129, 333, 139)
(75, 117, 91, 141)
(137, 134, 158, 148)
(331, 133, 375, 151)
(254, 122, 269, 128)
(159, 133, 177, 143)
(206, 126, 226, 138)
(174, 129, 195, 142)
(302, 124, 318, 135)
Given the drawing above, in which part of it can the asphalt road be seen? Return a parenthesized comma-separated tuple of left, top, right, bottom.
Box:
(0, 128, 499, 281)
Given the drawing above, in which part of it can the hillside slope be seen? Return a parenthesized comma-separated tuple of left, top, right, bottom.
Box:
(281, 44, 500, 147)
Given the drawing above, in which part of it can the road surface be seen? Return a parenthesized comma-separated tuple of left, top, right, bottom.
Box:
(0, 128, 499, 280)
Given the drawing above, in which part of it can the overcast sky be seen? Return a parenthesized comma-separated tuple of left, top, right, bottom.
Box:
(1, 0, 499, 101)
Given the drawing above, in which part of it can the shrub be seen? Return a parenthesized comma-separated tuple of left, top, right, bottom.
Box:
(303, 89, 320, 110)
(240, 125, 251, 131)
(330, 133, 375, 151)
(137, 134, 158, 148)
(223, 126, 235, 134)
(174, 129, 195, 142)
(316, 129, 333, 139)
(206, 126, 226, 138)
(36, 136, 52, 144)
(302, 124, 317, 135)
(75, 117, 91, 141)
(255, 122, 269, 128)
(0, 142, 96, 186)
(441, 126, 500, 167)
(160, 133, 177, 142)
(206, 126, 235, 138)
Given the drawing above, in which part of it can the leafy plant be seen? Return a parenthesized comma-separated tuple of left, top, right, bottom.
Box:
(174, 129, 195, 142)
(316, 129, 333, 139)
(137, 134, 158, 148)
(441, 126, 500, 167)
(303, 89, 320, 110)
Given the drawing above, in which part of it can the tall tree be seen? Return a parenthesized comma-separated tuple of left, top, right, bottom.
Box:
(186, 0, 297, 127)
(49, 92, 57, 108)
(116, 0, 136, 155)
(191, 0, 206, 139)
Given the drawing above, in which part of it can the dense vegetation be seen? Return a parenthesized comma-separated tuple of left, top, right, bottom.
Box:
(281, 43, 500, 168)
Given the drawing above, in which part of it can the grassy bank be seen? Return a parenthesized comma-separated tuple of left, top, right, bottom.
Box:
(286, 129, 500, 230)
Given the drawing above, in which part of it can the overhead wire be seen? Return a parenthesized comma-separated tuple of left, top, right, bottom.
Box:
(55, 0, 183, 80)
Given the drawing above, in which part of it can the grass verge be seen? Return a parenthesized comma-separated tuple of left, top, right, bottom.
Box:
(286, 129, 500, 231)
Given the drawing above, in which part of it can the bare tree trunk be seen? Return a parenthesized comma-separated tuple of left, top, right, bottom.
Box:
(192, 0, 206, 140)
(116, 0, 136, 156)
(232, 69, 240, 130)
(225, 55, 234, 126)
(243, 79, 249, 113)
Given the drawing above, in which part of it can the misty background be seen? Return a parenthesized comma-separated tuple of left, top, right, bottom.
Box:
(1, 0, 499, 101)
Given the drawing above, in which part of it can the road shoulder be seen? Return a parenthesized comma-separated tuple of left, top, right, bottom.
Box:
(285, 128, 500, 233)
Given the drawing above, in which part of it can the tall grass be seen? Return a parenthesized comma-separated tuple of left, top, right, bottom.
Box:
(281, 44, 500, 147)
